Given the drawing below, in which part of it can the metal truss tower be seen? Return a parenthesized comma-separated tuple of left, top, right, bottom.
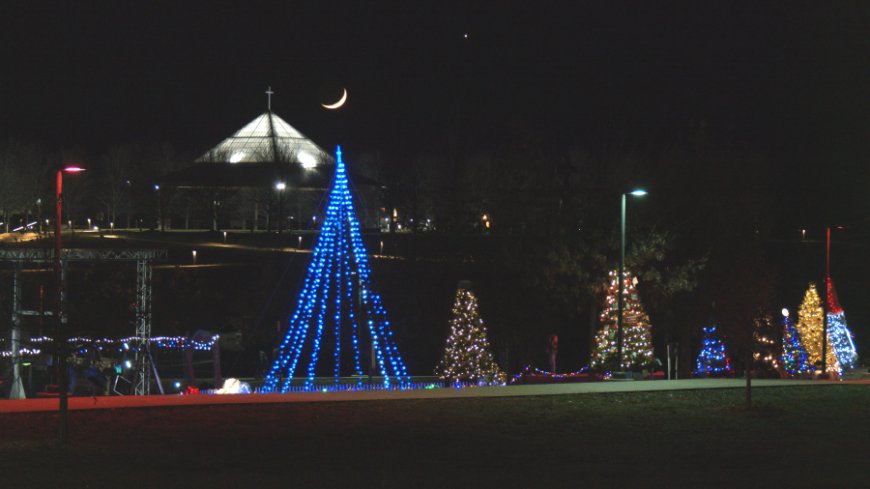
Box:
(0, 248, 166, 396)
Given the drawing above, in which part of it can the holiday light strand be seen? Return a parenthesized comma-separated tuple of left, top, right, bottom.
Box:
(0, 335, 218, 355)
(509, 364, 591, 384)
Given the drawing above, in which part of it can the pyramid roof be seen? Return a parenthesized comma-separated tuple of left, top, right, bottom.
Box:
(197, 112, 330, 168)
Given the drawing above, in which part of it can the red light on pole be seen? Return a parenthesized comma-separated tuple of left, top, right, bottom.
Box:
(55, 164, 85, 445)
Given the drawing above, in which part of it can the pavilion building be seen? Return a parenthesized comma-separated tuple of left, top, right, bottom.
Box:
(160, 107, 380, 232)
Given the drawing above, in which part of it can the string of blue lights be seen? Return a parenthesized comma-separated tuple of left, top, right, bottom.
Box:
(264, 146, 410, 392)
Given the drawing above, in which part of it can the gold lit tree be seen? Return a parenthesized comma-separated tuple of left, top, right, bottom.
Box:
(590, 270, 654, 371)
(436, 282, 502, 384)
(796, 283, 839, 374)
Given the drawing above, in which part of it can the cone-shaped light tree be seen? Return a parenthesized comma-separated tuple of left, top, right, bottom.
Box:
(436, 282, 502, 384)
(590, 270, 654, 371)
(694, 324, 733, 377)
(796, 283, 839, 375)
(825, 278, 858, 371)
(264, 147, 409, 392)
(781, 309, 812, 376)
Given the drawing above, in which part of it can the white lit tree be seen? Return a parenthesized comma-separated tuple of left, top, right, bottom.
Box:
(590, 270, 654, 371)
(436, 282, 502, 384)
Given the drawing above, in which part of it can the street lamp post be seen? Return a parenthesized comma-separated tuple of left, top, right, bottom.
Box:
(275, 182, 286, 235)
(55, 165, 84, 444)
(154, 184, 163, 232)
(821, 225, 844, 377)
(617, 189, 647, 373)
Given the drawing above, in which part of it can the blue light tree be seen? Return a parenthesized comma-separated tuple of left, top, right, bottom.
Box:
(694, 324, 733, 377)
(825, 278, 858, 372)
(781, 311, 812, 376)
(264, 147, 410, 392)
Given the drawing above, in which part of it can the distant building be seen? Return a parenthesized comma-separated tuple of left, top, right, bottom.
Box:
(160, 110, 380, 231)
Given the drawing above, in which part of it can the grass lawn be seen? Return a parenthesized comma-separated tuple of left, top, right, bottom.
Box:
(1, 385, 868, 488)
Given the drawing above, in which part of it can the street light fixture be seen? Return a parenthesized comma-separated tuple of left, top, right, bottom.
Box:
(275, 182, 286, 234)
(56, 164, 85, 444)
(617, 188, 647, 373)
(154, 184, 163, 232)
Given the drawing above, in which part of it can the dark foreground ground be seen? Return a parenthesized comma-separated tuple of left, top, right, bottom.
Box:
(0, 385, 867, 488)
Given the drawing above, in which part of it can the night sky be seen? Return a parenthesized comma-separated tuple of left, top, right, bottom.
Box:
(1, 2, 867, 224)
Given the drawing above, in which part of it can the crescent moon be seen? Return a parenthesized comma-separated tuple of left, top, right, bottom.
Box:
(321, 88, 347, 110)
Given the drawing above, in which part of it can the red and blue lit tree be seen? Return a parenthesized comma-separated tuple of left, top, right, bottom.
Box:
(825, 278, 858, 372)
(590, 270, 654, 371)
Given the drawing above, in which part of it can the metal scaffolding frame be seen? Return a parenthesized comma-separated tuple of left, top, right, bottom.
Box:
(0, 248, 167, 396)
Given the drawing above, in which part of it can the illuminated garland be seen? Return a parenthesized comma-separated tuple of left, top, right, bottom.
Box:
(0, 335, 218, 357)
(796, 283, 839, 374)
(0, 347, 43, 358)
(693, 324, 732, 377)
(509, 364, 591, 384)
(752, 311, 781, 376)
(436, 285, 502, 385)
(590, 270, 654, 371)
(264, 147, 410, 392)
(781, 312, 812, 376)
(825, 278, 858, 371)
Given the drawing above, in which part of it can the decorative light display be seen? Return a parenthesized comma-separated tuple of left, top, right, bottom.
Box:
(590, 270, 654, 371)
(436, 283, 502, 385)
(795, 283, 839, 374)
(509, 364, 590, 384)
(0, 334, 218, 358)
(781, 309, 812, 376)
(0, 347, 42, 358)
(825, 278, 858, 371)
(693, 324, 733, 377)
(264, 147, 409, 392)
(751, 311, 781, 377)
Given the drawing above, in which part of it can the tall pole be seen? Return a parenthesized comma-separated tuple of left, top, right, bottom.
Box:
(55, 169, 68, 444)
(617, 193, 626, 371)
(821, 226, 830, 376)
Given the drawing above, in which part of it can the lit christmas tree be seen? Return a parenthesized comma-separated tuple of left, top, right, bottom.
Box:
(752, 310, 782, 377)
(781, 309, 812, 376)
(436, 282, 502, 385)
(590, 270, 654, 371)
(693, 324, 733, 377)
(795, 283, 839, 375)
(264, 147, 409, 392)
(825, 278, 858, 371)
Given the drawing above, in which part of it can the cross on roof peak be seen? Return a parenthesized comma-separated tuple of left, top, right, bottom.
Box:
(265, 86, 274, 111)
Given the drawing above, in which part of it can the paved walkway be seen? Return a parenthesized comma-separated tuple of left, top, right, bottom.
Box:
(1, 378, 858, 414)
